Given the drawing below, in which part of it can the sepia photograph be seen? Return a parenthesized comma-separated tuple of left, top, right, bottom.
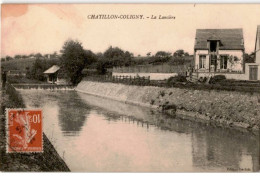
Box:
(0, 3, 260, 172)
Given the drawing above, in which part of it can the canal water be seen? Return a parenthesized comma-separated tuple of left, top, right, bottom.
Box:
(18, 90, 259, 172)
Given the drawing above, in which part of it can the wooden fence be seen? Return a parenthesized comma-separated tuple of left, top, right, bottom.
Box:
(83, 75, 151, 86)
(113, 64, 189, 74)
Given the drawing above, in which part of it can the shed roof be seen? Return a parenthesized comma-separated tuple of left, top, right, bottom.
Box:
(44, 65, 60, 74)
(195, 28, 244, 50)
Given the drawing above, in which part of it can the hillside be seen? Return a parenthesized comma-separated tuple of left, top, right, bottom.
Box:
(1, 57, 60, 71)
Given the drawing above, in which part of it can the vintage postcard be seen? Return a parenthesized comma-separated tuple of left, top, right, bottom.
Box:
(0, 3, 259, 172)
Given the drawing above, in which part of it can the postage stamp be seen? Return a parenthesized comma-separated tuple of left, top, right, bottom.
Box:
(6, 109, 43, 153)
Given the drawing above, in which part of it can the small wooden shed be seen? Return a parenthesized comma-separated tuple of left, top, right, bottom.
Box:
(44, 65, 60, 84)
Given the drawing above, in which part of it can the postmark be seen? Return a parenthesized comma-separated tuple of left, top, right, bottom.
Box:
(6, 109, 43, 153)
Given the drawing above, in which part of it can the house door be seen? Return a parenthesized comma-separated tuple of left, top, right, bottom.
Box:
(210, 54, 217, 72)
(249, 66, 258, 80)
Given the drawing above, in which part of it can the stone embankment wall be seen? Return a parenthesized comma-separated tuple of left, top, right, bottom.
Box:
(76, 81, 260, 131)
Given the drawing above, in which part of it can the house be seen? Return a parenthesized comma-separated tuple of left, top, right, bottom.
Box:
(43, 65, 68, 84)
(249, 25, 260, 80)
(194, 28, 247, 79)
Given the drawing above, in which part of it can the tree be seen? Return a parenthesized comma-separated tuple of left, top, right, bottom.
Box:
(49, 51, 58, 59)
(60, 39, 95, 85)
(125, 51, 133, 58)
(148, 51, 171, 65)
(146, 52, 151, 57)
(21, 55, 27, 59)
(29, 53, 35, 57)
(155, 51, 171, 58)
(29, 58, 58, 81)
(85, 50, 97, 65)
(104, 46, 125, 59)
(29, 59, 48, 81)
(6, 56, 13, 61)
(96, 52, 103, 58)
(53, 51, 58, 56)
(35, 53, 42, 58)
(244, 52, 255, 63)
(173, 49, 189, 57)
(96, 58, 108, 75)
(96, 46, 133, 74)
(14, 55, 22, 59)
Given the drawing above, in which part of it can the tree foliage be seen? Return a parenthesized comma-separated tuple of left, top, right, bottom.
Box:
(60, 39, 96, 85)
(21, 55, 27, 59)
(96, 46, 133, 74)
(14, 55, 22, 59)
(27, 58, 58, 81)
(244, 52, 255, 63)
(6, 56, 13, 61)
(29, 53, 35, 57)
(35, 53, 43, 58)
(104, 46, 125, 58)
(155, 51, 172, 58)
(173, 49, 189, 57)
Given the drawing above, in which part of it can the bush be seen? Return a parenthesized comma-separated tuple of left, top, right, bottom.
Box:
(167, 75, 187, 85)
(209, 75, 226, 84)
(198, 77, 208, 83)
(161, 104, 177, 112)
(159, 91, 165, 97)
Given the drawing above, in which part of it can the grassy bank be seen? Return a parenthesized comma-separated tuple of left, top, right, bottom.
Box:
(4, 83, 25, 108)
(7, 76, 46, 84)
(0, 83, 70, 171)
(76, 81, 260, 133)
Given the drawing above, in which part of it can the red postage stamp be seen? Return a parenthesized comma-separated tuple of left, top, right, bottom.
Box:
(6, 109, 43, 153)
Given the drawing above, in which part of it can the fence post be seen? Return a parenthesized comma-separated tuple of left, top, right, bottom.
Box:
(142, 76, 145, 86)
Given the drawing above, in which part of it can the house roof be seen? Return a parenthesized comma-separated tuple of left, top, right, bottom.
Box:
(195, 28, 244, 50)
(44, 65, 60, 74)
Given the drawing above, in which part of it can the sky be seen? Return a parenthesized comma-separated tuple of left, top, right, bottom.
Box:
(1, 4, 260, 57)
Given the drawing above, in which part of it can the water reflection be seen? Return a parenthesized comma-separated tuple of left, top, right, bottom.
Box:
(19, 90, 259, 172)
(191, 126, 259, 171)
(57, 92, 90, 135)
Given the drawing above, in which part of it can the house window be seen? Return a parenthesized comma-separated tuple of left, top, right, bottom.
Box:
(210, 41, 217, 52)
(199, 55, 206, 69)
(220, 55, 228, 69)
